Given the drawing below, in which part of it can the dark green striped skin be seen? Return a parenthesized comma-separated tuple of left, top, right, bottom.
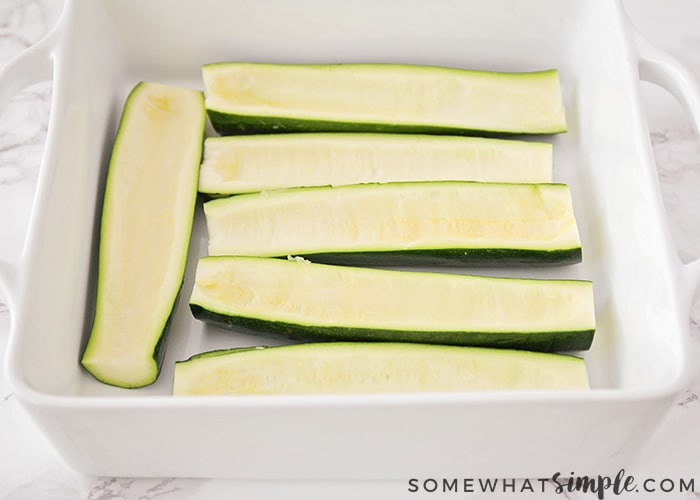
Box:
(203, 181, 581, 266)
(148, 285, 181, 379)
(206, 109, 566, 137)
(284, 247, 582, 267)
(81, 83, 206, 389)
(182, 345, 266, 362)
(190, 304, 595, 353)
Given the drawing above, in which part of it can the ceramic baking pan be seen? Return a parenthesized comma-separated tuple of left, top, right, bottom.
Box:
(1, 0, 699, 479)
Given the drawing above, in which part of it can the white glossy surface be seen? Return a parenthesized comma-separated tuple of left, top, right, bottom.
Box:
(0, 0, 699, 498)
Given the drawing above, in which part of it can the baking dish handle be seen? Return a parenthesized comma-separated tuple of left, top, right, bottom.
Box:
(633, 32, 700, 295)
(0, 38, 54, 307)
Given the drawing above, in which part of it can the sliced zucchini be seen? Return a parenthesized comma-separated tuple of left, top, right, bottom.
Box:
(202, 63, 567, 136)
(81, 82, 205, 388)
(199, 133, 553, 195)
(204, 181, 582, 266)
(172, 343, 590, 395)
(189, 257, 596, 352)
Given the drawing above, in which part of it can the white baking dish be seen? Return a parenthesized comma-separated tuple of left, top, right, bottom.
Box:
(1, 0, 699, 479)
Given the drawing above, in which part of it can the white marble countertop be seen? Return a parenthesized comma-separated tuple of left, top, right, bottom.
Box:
(1, 1, 699, 498)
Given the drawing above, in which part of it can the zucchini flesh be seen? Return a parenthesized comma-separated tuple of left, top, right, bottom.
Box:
(203, 63, 567, 136)
(81, 82, 205, 388)
(173, 343, 589, 395)
(204, 181, 581, 266)
(189, 257, 596, 352)
(199, 133, 553, 195)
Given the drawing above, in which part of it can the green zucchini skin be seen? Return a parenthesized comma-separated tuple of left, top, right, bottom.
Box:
(81, 82, 206, 389)
(148, 287, 180, 378)
(203, 63, 567, 136)
(185, 345, 266, 361)
(206, 110, 549, 137)
(198, 133, 554, 195)
(203, 181, 583, 266)
(284, 247, 582, 267)
(173, 342, 589, 395)
(189, 256, 596, 352)
(190, 304, 593, 352)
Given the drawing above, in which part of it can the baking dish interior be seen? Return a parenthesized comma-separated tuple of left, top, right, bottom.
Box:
(9, 0, 688, 399)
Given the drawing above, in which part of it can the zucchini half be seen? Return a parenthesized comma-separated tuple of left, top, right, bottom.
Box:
(199, 133, 553, 195)
(81, 82, 205, 388)
(172, 343, 590, 396)
(202, 63, 567, 136)
(204, 181, 582, 266)
(189, 257, 596, 352)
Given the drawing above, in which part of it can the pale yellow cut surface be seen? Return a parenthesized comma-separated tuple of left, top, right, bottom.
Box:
(81, 82, 204, 388)
(204, 182, 581, 257)
(190, 257, 595, 333)
(203, 63, 567, 134)
(173, 343, 589, 396)
(199, 134, 553, 194)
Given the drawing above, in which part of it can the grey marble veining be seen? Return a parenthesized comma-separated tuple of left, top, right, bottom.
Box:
(648, 120, 700, 263)
(0, 81, 50, 184)
(86, 478, 183, 500)
(0, 0, 54, 276)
